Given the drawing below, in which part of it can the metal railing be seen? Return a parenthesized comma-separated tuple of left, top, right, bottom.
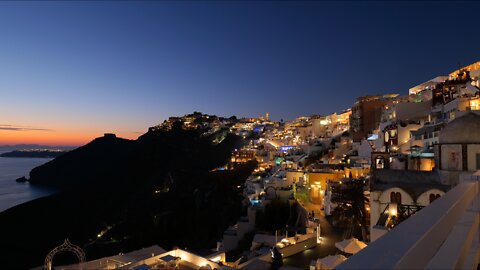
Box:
(335, 177, 479, 269)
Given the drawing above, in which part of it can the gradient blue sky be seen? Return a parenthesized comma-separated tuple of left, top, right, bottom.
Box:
(1, 1, 479, 145)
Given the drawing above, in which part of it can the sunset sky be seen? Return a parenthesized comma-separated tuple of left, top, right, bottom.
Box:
(1, 1, 479, 146)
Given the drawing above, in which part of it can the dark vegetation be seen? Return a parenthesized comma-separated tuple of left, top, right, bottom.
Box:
(303, 149, 329, 167)
(255, 199, 290, 232)
(226, 231, 256, 262)
(227, 200, 302, 263)
(329, 179, 369, 241)
(0, 126, 256, 269)
(255, 199, 303, 232)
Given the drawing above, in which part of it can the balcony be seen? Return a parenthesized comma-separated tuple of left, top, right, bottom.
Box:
(335, 176, 479, 269)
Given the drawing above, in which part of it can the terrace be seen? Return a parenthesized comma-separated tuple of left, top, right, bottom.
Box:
(336, 175, 479, 269)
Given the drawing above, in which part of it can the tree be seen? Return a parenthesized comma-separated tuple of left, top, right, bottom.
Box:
(172, 120, 183, 132)
(331, 179, 369, 240)
(255, 199, 290, 231)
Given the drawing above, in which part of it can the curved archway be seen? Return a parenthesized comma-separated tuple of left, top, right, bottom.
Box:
(417, 189, 445, 205)
(379, 187, 414, 205)
(199, 264, 213, 270)
(44, 239, 85, 270)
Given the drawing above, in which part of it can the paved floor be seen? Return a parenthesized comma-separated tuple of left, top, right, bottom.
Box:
(283, 201, 343, 269)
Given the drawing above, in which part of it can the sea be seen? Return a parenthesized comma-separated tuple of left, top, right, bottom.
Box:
(0, 153, 56, 212)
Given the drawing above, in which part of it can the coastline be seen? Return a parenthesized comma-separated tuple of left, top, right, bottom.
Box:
(0, 155, 56, 212)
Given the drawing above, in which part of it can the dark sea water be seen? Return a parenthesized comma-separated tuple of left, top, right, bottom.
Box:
(0, 154, 55, 212)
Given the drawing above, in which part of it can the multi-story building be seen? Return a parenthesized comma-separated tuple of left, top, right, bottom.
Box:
(231, 149, 257, 164)
(350, 94, 399, 142)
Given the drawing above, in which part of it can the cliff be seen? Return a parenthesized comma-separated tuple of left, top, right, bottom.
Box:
(0, 127, 254, 269)
(29, 134, 135, 187)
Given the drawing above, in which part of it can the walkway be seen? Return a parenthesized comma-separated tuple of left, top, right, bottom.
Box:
(283, 201, 343, 269)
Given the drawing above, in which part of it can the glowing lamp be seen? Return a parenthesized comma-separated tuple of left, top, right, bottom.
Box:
(389, 203, 398, 216)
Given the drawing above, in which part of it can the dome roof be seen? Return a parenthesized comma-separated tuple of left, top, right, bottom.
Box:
(439, 112, 480, 144)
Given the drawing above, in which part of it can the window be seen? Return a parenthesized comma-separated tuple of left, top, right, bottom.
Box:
(429, 193, 441, 203)
(390, 192, 402, 204)
(376, 156, 385, 169)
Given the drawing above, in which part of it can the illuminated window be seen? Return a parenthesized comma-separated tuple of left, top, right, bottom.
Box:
(470, 100, 479, 110)
(375, 156, 385, 169)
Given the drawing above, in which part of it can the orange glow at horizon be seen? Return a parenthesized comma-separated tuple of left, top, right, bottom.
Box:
(0, 129, 141, 146)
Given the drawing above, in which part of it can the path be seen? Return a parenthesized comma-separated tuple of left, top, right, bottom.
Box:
(283, 201, 343, 269)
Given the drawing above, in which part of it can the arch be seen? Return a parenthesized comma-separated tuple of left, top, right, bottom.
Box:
(199, 264, 213, 270)
(416, 189, 446, 206)
(379, 187, 414, 205)
(429, 193, 441, 203)
(44, 239, 85, 270)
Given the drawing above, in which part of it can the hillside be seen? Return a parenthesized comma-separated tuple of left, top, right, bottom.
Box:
(0, 127, 255, 269)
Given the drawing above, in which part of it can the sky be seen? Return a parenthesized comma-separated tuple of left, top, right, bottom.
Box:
(0, 1, 479, 146)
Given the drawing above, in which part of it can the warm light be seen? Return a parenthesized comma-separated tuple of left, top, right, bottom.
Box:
(210, 256, 222, 262)
(389, 204, 398, 216)
(470, 99, 479, 110)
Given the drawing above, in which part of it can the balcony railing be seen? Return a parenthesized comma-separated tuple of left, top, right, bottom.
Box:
(335, 176, 479, 269)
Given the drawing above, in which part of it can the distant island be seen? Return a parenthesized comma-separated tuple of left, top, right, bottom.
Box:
(0, 149, 68, 158)
(0, 144, 76, 152)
